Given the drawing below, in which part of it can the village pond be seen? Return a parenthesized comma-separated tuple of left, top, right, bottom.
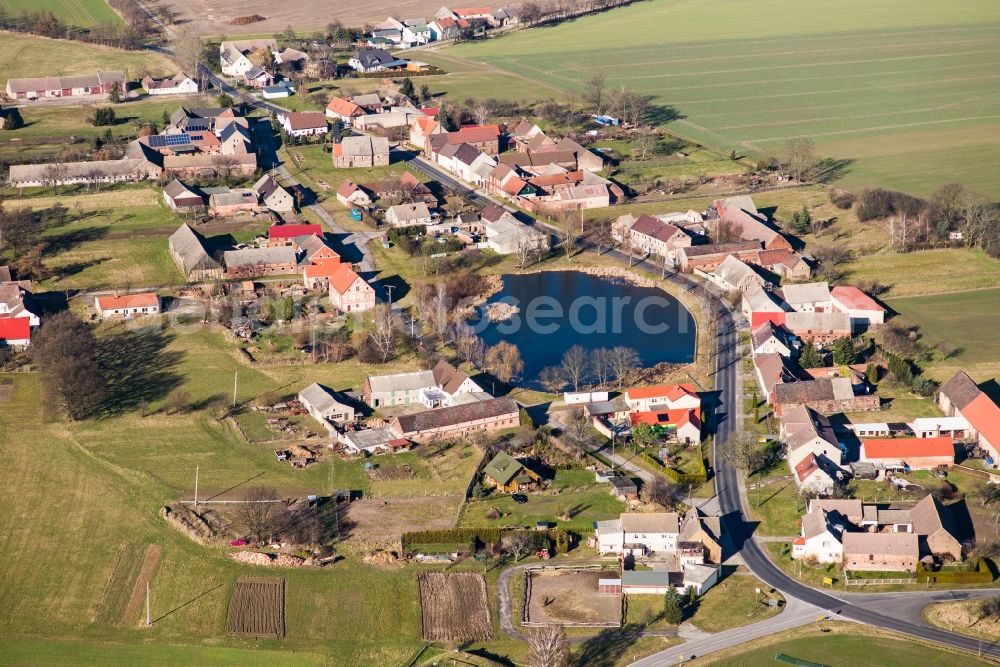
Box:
(471, 271, 696, 389)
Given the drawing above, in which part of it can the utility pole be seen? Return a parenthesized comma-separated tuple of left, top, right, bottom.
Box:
(384, 284, 395, 305)
(194, 465, 199, 508)
(232, 371, 238, 407)
(146, 581, 151, 627)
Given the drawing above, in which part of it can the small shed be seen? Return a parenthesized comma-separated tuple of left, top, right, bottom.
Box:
(598, 578, 622, 595)
(608, 476, 638, 501)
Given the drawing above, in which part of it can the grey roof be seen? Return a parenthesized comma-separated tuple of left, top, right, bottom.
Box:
(252, 174, 284, 199)
(337, 135, 389, 158)
(683, 563, 719, 585)
(781, 282, 831, 306)
(392, 397, 519, 434)
(939, 371, 982, 411)
(621, 570, 672, 586)
(6, 71, 123, 94)
(169, 224, 221, 274)
(223, 246, 296, 269)
(209, 189, 255, 207)
(355, 49, 395, 68)
(842, 531, 918, 557)
(452, 142, 484, 165)
(714, 254, 763, 288)
(299, 383, 351, 414)
(344, 426, 399, 451)
(619, 512, 680, 534)
(163, 178, 200, 201)
(368, 370, 436, 394)
(387, 202, 431, 222)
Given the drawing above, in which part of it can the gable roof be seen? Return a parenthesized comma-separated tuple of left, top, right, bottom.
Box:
(432, 359, 478, 395)
(269, 224, 322, 239)
(714, 254, 763, 288)
(0, 317, 30, 341)
(862, 437, 954, 461)
(223, 246, 296, 269)
(620, 512, 680, 534)
(299, 382, 351, 414)
(328, 264, 365, 294)
(326, 97, 364, 117)
(483, 451, 526, 485)
(842, 531, 918, 557)
(334, 135, 389, 158)
(96, 292, 158, 311)
(625, 383, 698, 402)
(775, 377, 855, 406)
(630, 214, 685, 244)
(392, 396, 519, 434)
(965, 393, 1000, 451)
(939, 370, 983, 411)
(281, 111, 328, 131)
(163, 178, 201, 201)
(781, 404, 837, 453)
(682, 240, 762, 258)
(713, 196, 786, 247)
(781, 282, 831, 306)
(910, 494, 960, 543)
(169, 224, 221, 274)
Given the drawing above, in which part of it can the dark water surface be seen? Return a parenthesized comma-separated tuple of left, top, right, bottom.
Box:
(472, 271, 696, 389)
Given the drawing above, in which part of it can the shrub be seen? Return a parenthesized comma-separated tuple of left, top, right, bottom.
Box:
(828, 188, 856, 209)
(401, 527, 504, 552)
(916, 558, 993, 584)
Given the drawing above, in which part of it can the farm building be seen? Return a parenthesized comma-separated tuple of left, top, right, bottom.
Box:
(162, 179, 205, 211)
(363, 360, 483, 408)
(910, 494, 963, 561)
(385, 203, 433, 227)
(773, 377, 879, 415)
(327, 265, 375, 314)
(0, 317, 31, 347)
(624, 384, 700, 413)
(482, 452, 541, 493)
(629, 409, 701, 445)
(676, 241, 762, 272)
(6, 71, 124, 100)
(325, 97, 365, 124)
(937, 371, 1000, 465)
(607, 476, 637, 501)
(298, 383, 356, 432)
(222, 247, 298, 279)
(336, 181, 373, 208)
(388, 396, 519, 443)
(679, 508, 723, 563)
(332, 136, 390, 168)
(859, 437, 955, 470)
(709, 196, 791, 250)
(278, 112, 328, 138)
(595, 512, 680, 556)
(94, 293, 160, 320)
(252, 175, 295, 213)
(342, 427, 408, 455)
(268, 224, 323, 246)
(168, 224, 223, 281)
(830, 286, 886, 332)
(209, 189, 259, 217)
(141, 73, 198, 95)
(842, 532, 918, 572)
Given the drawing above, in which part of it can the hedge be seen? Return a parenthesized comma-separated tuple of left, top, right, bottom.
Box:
(916, 558, 994, 584)
(402, 527, 503, 552)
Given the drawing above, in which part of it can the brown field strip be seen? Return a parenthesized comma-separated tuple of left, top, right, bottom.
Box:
(226, 577, 285, 638)
(121, 544, 162, 625)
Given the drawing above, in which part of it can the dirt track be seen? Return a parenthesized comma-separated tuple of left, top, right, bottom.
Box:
(121, 544, 162, 625)
(163, 0, 454, 36)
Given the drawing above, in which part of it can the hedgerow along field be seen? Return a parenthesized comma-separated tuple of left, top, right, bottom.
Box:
(449, 0, 1000, 198)
(0, 0, 122, 27)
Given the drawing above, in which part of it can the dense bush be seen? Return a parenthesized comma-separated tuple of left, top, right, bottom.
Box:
(916, 558, 993, 584)
(828, 188, 856, 210)
(402, 527, 504, 552)
(855, 188, 927, 222)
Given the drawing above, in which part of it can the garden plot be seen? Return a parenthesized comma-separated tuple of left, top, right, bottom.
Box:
(226, 577, 285, 637)
(418, 572, 492, 642)
(526, 568, 621, 626)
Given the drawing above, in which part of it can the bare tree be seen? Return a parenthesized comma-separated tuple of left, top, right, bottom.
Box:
(561, 345, 589, 391)
(502, 531, 533, 562)
(368, 304, 397, 362)
(558, 210, 580, 262)
(584, 71, 606, 114)
(485, 341, 524, 383)
(590, 347, 612, 386)
(172, 29, 205, 75)
(784, 138, 816, 181)
(240, 486, 283, 544)
(715, 218, 742, 243)
(643, 477, 682, 510)
(540, 366, 567, 393)
(41, 163, 68, 193)
(527, 624, 568, 667)
(473, 103, 491, 126)
(608, 346, 639, 388)
(633, 129, 658, 160)
(453, 320, 485, 367)
(515, 228, 539, 269)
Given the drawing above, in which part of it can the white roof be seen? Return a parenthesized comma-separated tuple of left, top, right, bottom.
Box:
(743, 284, 785, 313)
(683, 563, 718, 584)
(910, 416, 969, 430)
(781, 281, 831, 306)
(344, 426, 398, 451)
(367, 369, 435, 393)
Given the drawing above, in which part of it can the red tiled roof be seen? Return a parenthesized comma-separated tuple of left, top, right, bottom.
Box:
(326, 97, 363, 117)
(96, 293, 158, 311)
(420, 107, 440, 117)
(304, 257, 345, 279)
(626, 384, 698, 401)
(794, 454, 820, 482)
(454, 7, 491, 16)
(629, 409, 700, 430)
(751, 311, 786, 329)
(831, 285, 885, 312)
(964, 393, 1000, 451)
(269, 224, 322, 239)
(862, 437, 954, 460)
(0, 317, 30, 341)
(329, 264, 362, 294)
(529, 170, 584, 188)
(282, 111, 328, 131)
(453, 124, 499, 144)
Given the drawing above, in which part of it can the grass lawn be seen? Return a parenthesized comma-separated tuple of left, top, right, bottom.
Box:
(694, 623, 993, 667)
(448, 0, 1000, 198)
(459, 475, 628, 534)
(688, 568, 784, 633)
(890, 288, 1000, 384)
(747, 462, 801, 537)
(0, 638, 328, 666)
(843, 248, 1000, 298)
(0, 0, 121, 26)
(0, 31, 172, 80)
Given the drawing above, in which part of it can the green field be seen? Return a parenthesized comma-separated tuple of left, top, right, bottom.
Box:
(843, 248, 1000, 298)
(0, 31, 171, 79)
(702, 627, 992, 667)
(0, 0, 121, 27)
(449, 0, 1000, 198)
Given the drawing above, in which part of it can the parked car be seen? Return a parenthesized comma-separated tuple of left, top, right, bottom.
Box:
(511, 493, 528, 504)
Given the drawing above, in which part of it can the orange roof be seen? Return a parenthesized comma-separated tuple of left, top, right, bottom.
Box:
(862, 437, 954, 460)
(453, 124, 499, 144)
(964, 393, 1000, 451)
(454, 7, 491, 16)
(792, 536, 805, 545)
(529, 170, 584, 188)
(326, 97, 363, 117)
(794, 454, 820, 482)
(303, 256, 347, 278)
(96, 293, 158, 311)
(626, 383, 698, 401)
(329, 263, 363, 294)
(413, 116, 439, 134)
(831, 285, 885, 312)
(629, 409, 699, 430)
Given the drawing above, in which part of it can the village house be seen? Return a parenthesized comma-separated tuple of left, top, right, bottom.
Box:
(279, 111, 328, 138)
(757, 248, 813, 279)
(332, 136, 390, 168)
(94, 293, 160, 320)
(162, 179, 205, 212)
(385, 202, 433, 227)
(298, 383, 356, 432)
(753, 352, 800, 404)
(301, 257, 343, 290)
(842, 532, 919, 572)
(223, 247, 297, 279)
(219, 39, 277, 77)
(482, 452, 542, 493)
(676, 241, 763, 272)
(0, 317, 31, 347)
(274, 47, 308, 67)
(742, 283, 786, 323)
(348, 48, 398, 72)
(336, 180, 374, 208)
(325, 97, 365, 125)
(859, 437, 955, 470)
(595, 512, 681, 556)
(792, 506, 849, 563)
(388, 396, 520, 442)
(252, 174, 295, 213)
(679, 508, 723, 563)
(168, 224, 224, 281)
(707, 254, 765, 292)
(363, 359, 484, 408)
(327, 264, 376, 314)
(751, 321, 799, 357)
(829, 286, 886, 332)
(209, 189, 259, 217)
(781, 404, 843, 493)
(937, 371, 1000, 465)
(483, 216, 550, 255)
(781, 311, 853, 345)
(0, 283, 40, 333)
(613, 214, 692, 263)
(629, 409, 702, 445)
(708, 196, 792, 250)
(427, 124, 501, 156)
(624, 384, 701, 413)
(6, 71, 124, 100)
(910, 494, 963, 561)
(141, 73, 199, 96)
(774, 376, 879, 415)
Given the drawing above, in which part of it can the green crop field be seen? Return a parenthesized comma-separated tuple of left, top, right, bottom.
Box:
(449, 0, 1000, 198)
(0, 31, 171, 79)
(0, 0, 122, 27)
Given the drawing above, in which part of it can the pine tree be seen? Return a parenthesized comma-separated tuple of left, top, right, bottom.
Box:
(799, 342, 823, 368)
(832, 337, 856, 365)
(108, 82, 122, 103)
(866, 362, 879, 385)
(399, 77, 416, 100)
(663, 588, 683, 625)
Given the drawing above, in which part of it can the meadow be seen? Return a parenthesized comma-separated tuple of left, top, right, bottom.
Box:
(448, 0, 1000, 198)
(0, 0, 121, 27)
(0, 31, 171, 79)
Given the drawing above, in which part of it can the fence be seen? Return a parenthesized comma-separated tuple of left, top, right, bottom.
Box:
(844, 577, 915, 586)
(521, 564, 621, 628)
